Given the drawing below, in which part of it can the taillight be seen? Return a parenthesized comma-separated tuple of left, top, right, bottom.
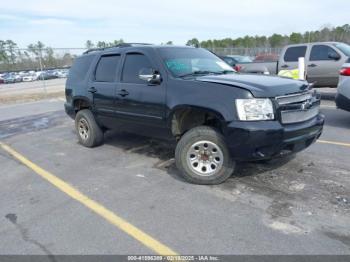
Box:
(340, 67, 350, 76)
(234, 65, 242, 72)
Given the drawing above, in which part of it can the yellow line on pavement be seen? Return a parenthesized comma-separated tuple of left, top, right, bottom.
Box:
(0, 141, 177, 256)
(317, 139, 350, 147)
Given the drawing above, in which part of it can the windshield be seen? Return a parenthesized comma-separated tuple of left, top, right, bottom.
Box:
(158, 47, 235, 77)
(334, 43, 350, 57)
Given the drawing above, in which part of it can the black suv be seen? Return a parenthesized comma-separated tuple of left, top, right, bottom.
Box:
(65, 44, 324, 185)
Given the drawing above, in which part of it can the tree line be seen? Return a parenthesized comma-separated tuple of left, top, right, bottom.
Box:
(1, 24, 349, 72)
(0, 40, 76, 72)
(186, 24, 350, 48)
(84, 39, 174, 48)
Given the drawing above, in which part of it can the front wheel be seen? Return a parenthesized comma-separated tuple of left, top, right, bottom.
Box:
(175, 126, 235, 185)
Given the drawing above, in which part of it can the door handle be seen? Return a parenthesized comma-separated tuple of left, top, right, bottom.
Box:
(118, 89, 129, 97)
(88, 87, 97, 93)
(308, 64, 317, 67)
(281, 65, 289, 69)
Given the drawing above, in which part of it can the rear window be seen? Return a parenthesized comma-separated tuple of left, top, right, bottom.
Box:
(69, 55, 94, 82)
(95, 55, 121, 82)
(284, 46, 307, 62)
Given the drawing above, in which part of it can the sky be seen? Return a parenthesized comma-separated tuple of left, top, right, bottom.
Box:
(0, 0, 349, 48)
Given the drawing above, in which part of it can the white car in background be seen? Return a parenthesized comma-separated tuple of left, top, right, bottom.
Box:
(33, 71, 44, 80)
(22, 74, 36, 82)
(336, 62, 350, 112)
(54, 69, 69, 78)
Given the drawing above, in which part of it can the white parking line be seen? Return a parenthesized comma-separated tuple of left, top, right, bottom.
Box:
(320, 105, 336, 109)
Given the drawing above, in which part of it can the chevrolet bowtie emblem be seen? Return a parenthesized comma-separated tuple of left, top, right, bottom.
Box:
(301, 99, 312, 110)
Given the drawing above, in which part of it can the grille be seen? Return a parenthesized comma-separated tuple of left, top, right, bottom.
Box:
(276, 91, 320, 124)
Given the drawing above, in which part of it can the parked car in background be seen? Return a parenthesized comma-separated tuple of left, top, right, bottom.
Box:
(235, 42, 350, 87)
(22, 74, 36, 82)
(0, 69, 70, 83)
(253, 53, 279, 62)
(3, 74, 16, 84)
(37, 71, 58, 80)
(33, 71, 43, 80)
(53, 69, 69, 78)
(13, 74, 22, 82)
(220, 55, 252, 71)
(335, 61, 350, 112)
(220, 55, 252, 65)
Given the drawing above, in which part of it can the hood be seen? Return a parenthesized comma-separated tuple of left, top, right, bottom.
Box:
(196, 74, 310, 97)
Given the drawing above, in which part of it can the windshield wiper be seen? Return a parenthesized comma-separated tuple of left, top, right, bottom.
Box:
(179, 70, 235, 78)
(217, 70, 235, 74)
(179, 71, 221, 78)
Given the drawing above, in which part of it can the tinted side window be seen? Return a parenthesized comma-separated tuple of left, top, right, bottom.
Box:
(69, 55, 94, 82)
(95, 55, 120, 82)
(122, 53, 152, 84)
(284, 46, 307, 62)
(310, 45, 338, 61)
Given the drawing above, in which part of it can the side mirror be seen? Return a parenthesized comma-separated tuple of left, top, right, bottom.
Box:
(328, 52, 341, 60)
(138, 68, 161, 85)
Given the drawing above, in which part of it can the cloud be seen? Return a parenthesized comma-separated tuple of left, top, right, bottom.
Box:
(0, 14, 23, 21)
(29, 18, 74, 26)
(0, 0, 349, 47)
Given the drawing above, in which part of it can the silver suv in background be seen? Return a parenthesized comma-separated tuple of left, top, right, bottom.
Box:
(336, 61, 350, 112)
(236, 42, 350, 87)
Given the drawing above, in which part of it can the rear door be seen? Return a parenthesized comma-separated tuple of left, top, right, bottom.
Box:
(279, 45, 307, 71)
(89, 54, 121, 126)
(307, 44, 344, 87)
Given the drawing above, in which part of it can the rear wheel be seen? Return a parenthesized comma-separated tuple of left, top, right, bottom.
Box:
(75, 109, 104, 147)
(175, 126, 235, 184)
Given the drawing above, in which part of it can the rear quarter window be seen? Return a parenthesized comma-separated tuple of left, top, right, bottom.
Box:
(283, 46, 307, 62)
(68, 55, 94, 82)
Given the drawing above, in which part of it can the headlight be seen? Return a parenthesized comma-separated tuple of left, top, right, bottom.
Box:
(236, 99, 274, 121)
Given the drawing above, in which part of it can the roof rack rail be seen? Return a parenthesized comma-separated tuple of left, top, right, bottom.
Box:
(83, 43, 153, 54)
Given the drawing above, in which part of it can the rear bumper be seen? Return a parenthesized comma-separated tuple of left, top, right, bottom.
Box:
(224, 114, 324, 161)
(335, 93, 350, 112)
(64, 102, 75, 119)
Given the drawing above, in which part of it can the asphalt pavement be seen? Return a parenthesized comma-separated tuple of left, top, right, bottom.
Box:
(0, 99, 349, 255)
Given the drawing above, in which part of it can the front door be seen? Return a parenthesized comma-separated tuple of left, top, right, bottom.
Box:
(307, 44, 344, 87)
(116, 52, 166, 128)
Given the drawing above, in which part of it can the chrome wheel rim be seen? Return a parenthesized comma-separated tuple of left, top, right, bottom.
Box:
(186, 140, 224, 176)
(78, 118, 89, 141)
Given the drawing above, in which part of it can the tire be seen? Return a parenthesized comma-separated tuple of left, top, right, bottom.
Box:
(75, 109, 104, 147)
(175, 126, 235, 185)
